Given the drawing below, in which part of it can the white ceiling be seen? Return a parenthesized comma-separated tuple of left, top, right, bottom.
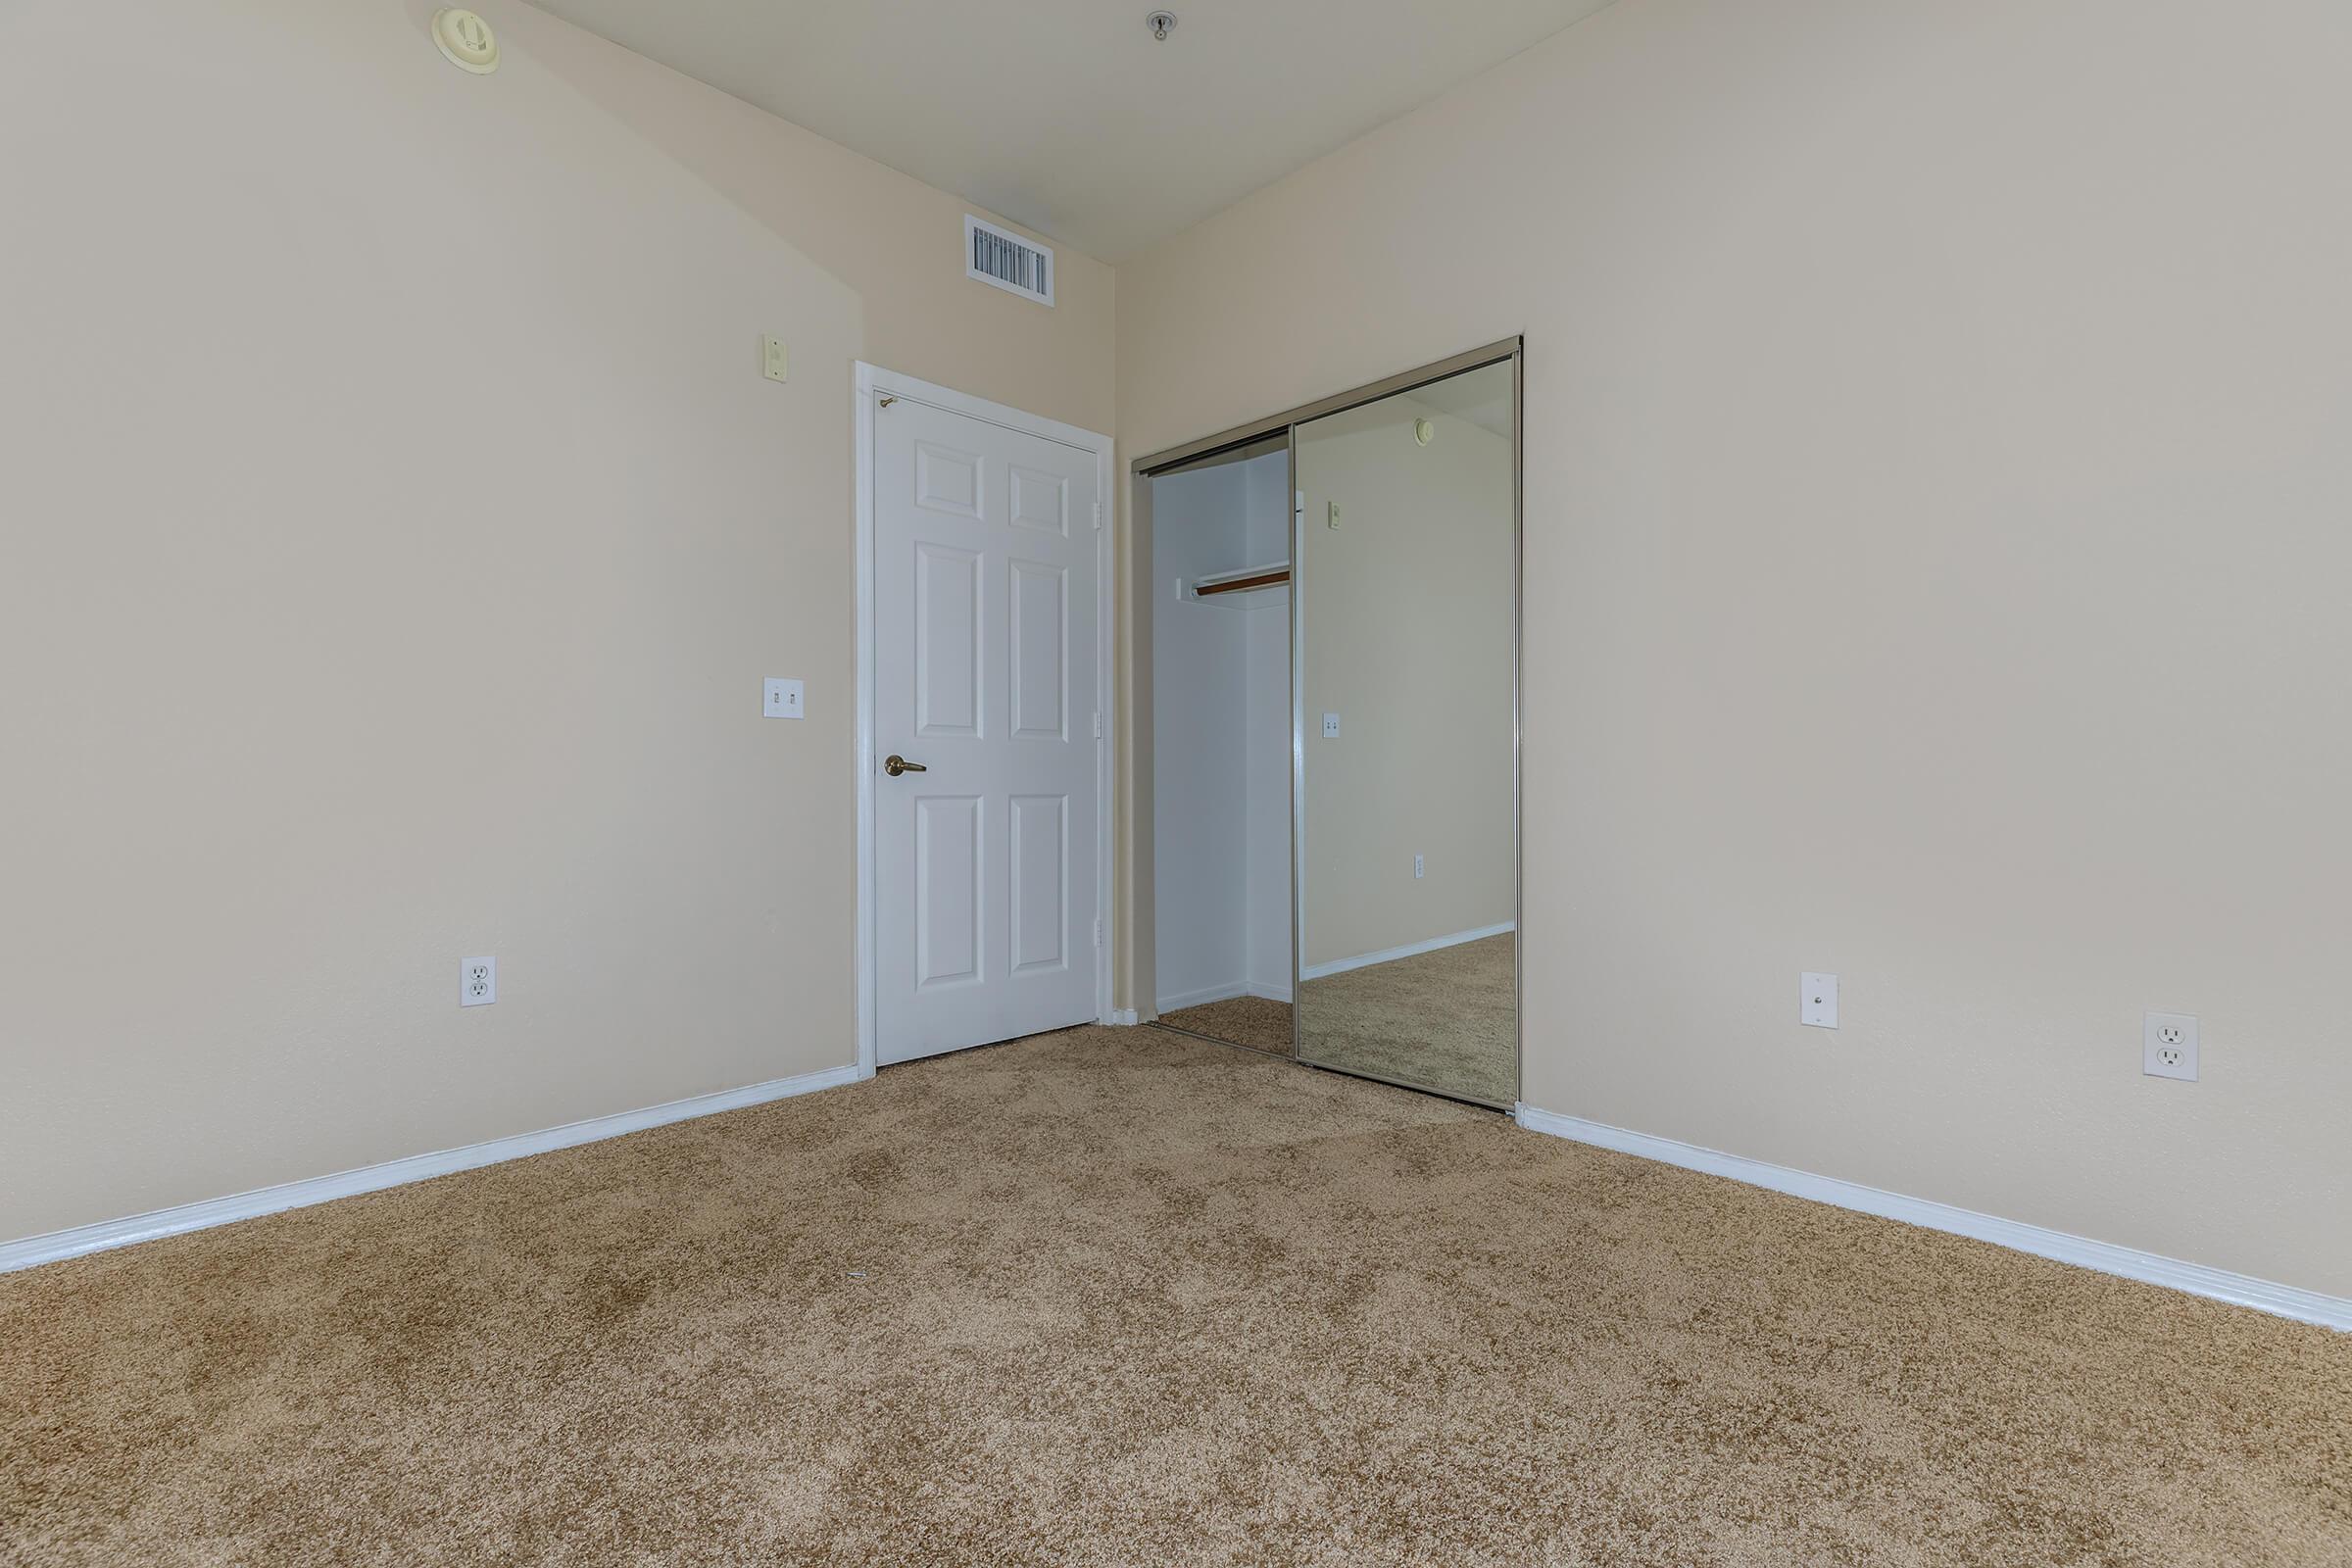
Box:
(531, 0, 1615, 261)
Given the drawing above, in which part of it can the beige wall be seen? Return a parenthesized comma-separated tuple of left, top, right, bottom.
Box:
(0, 0, 1112, 1242)
(1118, 0, 2352, 1297)
(1297, 391, 1516, 968)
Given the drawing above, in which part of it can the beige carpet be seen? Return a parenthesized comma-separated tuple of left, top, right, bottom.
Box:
(3, 1027, 2346, 1567)
(1300, 932, 1517, 1104)
(1155, 993, 1292, 1054)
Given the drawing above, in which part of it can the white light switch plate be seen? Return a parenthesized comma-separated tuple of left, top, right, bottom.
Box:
(761, 334, 788, 383)
(1800, 972, 1838, 1029)
(763, 677, 805, 719)
(1322, 711, 1341, 738)
(462, 956, 496, 1007)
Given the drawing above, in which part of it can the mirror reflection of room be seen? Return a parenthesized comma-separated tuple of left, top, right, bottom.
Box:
(1149, 438, 1295, 1054)
(1295, 361, 1518, 1104)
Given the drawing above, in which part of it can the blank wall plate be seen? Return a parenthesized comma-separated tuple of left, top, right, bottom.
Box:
(1800, 972, 1838, 1029)
(461, 956, 496, 1007)
(763, 677, 805, 719)
(2144, 1011, 2199, 1081)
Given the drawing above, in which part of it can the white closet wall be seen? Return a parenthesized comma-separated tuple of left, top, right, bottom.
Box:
(1152, 451, 1294, 1013)
(1152, 462, 1250, 1010)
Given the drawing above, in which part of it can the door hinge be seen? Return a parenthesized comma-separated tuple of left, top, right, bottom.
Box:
(1094, 917, 1102, 948)
(1092, 711, 1102, 739)
(1093, 499, 1102, 530)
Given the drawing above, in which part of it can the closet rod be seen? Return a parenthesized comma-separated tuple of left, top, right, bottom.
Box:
(1193, 567, 1291, 597)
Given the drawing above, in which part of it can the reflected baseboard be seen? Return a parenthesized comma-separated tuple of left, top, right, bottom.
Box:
(1300, 922, 1515, 982)
(1157, 980, 1296, 1011)
(1155, 981, 1251, 1012)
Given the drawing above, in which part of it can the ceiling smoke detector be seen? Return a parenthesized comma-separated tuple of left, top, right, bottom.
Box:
(431, 8, 500, 74)
(1146, 11, 1177, 42)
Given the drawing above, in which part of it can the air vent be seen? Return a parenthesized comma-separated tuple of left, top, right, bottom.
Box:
(965, 215, 1054, 307)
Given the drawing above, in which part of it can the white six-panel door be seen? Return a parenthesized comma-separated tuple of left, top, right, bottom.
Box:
(871, 388, 1102, 1065)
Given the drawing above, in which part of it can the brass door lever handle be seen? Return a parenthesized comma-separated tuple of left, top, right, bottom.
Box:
(883, 755, 927, 776)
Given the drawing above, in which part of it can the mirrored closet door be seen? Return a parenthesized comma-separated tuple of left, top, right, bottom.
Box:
(1292, 358, 1520, 1106)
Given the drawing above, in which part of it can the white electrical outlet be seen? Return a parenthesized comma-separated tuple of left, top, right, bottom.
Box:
(763, 677, 805, 719)
(1800, 972, 1838, 1029)
(461, 956, 497, 1007)
(2143, 1011, 2198, 1082)
(1414, 854, 1424, 880)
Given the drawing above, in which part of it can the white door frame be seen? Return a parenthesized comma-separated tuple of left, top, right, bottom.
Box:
(853, 362, 1117, 1078)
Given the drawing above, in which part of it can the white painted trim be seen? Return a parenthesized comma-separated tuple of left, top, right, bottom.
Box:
(1157, 980, 1252, 1012)
(1, 1062, 865, 1276)
(1155, 979, 1293, 1010)
(1152, 979, 1293, 1014)
(852, 364, 1117, 1074)
(1095, 436, 1117, 1030)
(1300, 921, 1515, 982)
(1512, 1103, 2352, 1333)
(1105, 1008, 1141, 1027)
(854, 363, 881, 1080)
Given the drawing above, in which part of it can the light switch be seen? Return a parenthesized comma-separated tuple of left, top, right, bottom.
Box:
(763, 677, 805, 719)
(1322, 711, 1341, 738)
(1327, 501, 1342, 530)
(761, 335, 788, 383)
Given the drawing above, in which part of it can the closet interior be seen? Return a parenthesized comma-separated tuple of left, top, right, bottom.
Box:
(1149, 436, 1295, 1054)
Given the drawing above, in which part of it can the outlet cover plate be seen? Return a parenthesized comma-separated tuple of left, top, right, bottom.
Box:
(2144, 1010, 2198, 1081)
(462, 956, 497, 1007)
(1800, 972, 1838, 1029)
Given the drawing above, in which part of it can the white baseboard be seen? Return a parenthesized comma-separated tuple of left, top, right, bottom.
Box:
(1154, 979, 1296, 1011)
(0, 1060, 870, 1276)
(1301, 921, 1515, 982)
(1156, 980, 1251, 1012)
(1512, 1104, 2350, 1333)
(1103, 1008, 1141, 1027)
